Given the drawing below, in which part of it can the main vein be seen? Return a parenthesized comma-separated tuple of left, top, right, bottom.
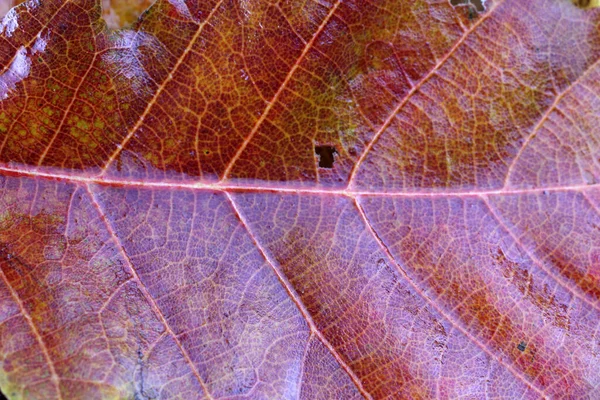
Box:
(0, 163, 598, 197)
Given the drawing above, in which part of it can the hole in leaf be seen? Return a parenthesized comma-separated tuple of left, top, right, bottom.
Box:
(315, 145, 338, 169)
(449, 0, 485, 12)
(517, 341, 527, 352)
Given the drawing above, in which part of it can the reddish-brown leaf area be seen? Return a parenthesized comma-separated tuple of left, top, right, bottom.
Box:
(0, 0, 599, 399)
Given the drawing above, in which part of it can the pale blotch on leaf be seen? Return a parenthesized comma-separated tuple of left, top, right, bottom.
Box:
(449, 0, 486, 13)
(0, 0, 23, 19)
(101, 0, 156, 29)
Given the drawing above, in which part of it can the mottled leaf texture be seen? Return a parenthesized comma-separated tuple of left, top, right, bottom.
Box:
(0, 0, 599, 399)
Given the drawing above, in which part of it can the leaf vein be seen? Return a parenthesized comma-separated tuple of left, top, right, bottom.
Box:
(220, 0, 343, 180)
(502, 54, 600, 188)
(347, 0, 502, 187)
(481, 194, 600, 312)
(354, 196, 548, 398)
(225, 192, 372, 400)
(100, 0, 226, 175)
(85, 184, 214, 399)
(0, 268, 63, 399)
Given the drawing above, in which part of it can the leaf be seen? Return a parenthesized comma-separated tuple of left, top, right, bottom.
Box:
(0, 0, 599, 398)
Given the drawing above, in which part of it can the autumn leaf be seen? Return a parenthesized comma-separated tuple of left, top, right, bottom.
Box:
(0, 0, 600, 398)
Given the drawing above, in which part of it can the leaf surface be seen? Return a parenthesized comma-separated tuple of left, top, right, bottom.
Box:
(0, 0, 599, 398)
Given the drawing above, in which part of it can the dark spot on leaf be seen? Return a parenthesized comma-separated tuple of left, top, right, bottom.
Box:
(315, 145, 337, 168)
(517, 341, 526, 352)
